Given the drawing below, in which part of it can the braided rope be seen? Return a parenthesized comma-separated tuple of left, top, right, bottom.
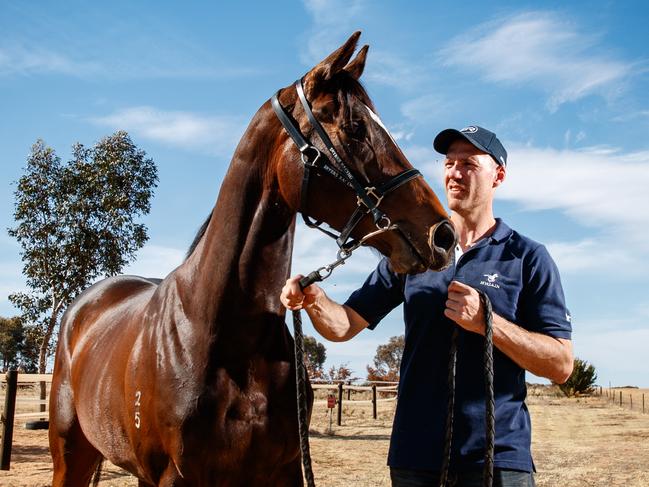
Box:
(292, 309, 316, 487)
(439, 291, 495, 487)
(479, 290, 495, 487)
(439, 326, 459, 487)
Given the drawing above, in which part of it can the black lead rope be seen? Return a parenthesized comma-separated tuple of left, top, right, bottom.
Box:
(292, 307, 316, 487)
(291, 273, 323, 487)
(439, 289, 495, 487)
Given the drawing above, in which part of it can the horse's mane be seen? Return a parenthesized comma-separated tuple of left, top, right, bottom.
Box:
(186, 213, 212, 260)
(337, 73, 375, 112)
(184, 75, 372, 262)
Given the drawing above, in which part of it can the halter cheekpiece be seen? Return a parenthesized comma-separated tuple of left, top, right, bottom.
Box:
(271, 79, 422, 252)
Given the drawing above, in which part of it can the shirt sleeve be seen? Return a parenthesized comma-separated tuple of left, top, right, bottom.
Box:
(344, 257, 405, 330)
(520, 245, 572, 339)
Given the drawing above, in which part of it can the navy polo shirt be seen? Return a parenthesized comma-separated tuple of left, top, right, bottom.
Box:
(344, 219, 571, 472)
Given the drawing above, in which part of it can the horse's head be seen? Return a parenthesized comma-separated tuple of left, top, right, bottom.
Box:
(274, 32, 455, 274)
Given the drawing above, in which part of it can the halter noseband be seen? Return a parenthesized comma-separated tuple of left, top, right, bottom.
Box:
(271, 79, 422, 252)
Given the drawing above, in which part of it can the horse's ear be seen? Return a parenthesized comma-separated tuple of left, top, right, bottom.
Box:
(304, 31, 361, 95)
(344, 45, 368, 80)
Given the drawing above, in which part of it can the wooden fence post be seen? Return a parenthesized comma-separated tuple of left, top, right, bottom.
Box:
(630, 394, 633, 411)
(372, 385, 377, 420)
(643, 393, 645, 414)
(337, 382, 343, 426)
(347, 380, 351, 401)
(619, 391, 622, 407)
(1, 370, 18, 470)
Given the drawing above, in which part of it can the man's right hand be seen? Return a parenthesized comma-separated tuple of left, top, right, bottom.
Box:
(280, 275, 322, 311)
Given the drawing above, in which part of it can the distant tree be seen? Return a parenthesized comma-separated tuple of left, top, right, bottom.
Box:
(0, 316, 24, 371)
(19, 326, 41, 373)
(556, 358, 597, 397)
(8, 132, 158, 380)
(326, 363, 354, 382)
(303, 335, 327, 379)
(366, 335, 404, 382)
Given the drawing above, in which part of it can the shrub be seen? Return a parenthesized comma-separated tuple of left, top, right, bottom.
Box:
(556, 358, 597, 397)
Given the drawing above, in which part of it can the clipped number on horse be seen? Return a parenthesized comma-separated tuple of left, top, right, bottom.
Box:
(134, 391, 142, 429)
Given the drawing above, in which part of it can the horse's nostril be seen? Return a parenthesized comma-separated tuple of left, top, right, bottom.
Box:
(431, 220, 456, 253)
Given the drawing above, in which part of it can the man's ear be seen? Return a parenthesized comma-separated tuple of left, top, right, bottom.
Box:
(493, 164, 506, 188)
(303, 31, 361, 98)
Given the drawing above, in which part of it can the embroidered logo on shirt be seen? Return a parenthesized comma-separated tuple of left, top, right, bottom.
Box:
(566, 312, 572, 323)
(480, 273, 500, 289)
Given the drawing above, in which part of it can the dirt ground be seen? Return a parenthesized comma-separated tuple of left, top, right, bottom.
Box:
(1, 388, 649, 486)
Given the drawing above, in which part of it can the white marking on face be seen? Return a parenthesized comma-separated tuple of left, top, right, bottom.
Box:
(364, 104, 399, 146)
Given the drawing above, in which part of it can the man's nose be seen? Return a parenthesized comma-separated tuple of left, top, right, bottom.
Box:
(446, 164, 462, 179)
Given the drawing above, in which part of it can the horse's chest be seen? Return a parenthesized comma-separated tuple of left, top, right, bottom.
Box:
(177, 365, 298, 467)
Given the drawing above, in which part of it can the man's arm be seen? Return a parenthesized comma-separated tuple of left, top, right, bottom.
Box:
(280, 275, 369, 342)
(445, 280, 574, 384)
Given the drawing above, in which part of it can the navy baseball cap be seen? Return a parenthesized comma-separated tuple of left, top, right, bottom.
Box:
(433, 125, 507, 166)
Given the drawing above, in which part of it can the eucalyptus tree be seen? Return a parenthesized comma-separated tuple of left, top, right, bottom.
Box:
(8, 131, 158, 377)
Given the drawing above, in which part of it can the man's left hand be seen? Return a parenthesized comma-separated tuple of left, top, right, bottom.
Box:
(444, 280, 485, 335)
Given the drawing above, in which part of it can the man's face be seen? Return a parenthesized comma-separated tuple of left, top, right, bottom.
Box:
(443, 139, 505, 214)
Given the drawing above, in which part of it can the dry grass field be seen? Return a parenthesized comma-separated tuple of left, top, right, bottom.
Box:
(1, 386, 649, 486)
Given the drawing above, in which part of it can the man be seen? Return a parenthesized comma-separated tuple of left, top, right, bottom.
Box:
(280, 126, 573, 487)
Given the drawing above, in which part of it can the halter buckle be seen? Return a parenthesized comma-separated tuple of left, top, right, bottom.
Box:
(357, 187, 383, 211)
(300, 146, 321, 166)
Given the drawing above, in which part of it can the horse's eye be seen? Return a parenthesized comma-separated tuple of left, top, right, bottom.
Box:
(351, 121, 366, 139)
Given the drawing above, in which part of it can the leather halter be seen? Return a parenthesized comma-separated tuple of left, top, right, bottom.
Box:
(271, 79, 422, 252)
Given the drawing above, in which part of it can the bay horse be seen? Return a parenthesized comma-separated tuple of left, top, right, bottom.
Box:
(49, 32, 456, 486)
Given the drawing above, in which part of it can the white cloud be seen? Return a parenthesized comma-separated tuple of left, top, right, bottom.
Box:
(611, 110, 649, 122)
(400, 94, 451, 123)
(545, 239, 635, 274)
(439, 11, 636, 111)
(0, 42, 261, 80)
(364, 50, 428, 90)
(499, 145, 649, 250)
(300, 0, 425, 91)
(122, 244, 185, 280)
(0, 45, 101, 77)
(91, 107, 247, 156)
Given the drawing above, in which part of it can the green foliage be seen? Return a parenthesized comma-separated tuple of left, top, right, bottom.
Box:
(0, 316, 40, 372)
(303, 335, 327, 379)
(557, 358, 597, 397)
(8, 132, 158, 373)
(366, 335, 404, 382)
(0, 316, 24, 370)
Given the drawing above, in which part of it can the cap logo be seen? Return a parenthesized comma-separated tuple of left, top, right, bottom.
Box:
(461, 126, 478, 133)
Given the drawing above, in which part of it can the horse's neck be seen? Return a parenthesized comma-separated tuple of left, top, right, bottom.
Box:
(176, 115, 295, 335)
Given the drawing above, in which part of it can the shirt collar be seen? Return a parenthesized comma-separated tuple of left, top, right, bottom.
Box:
(489, 218, 513, 244)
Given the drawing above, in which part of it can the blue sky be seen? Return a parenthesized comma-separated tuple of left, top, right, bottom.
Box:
(1, 1, 648, 386)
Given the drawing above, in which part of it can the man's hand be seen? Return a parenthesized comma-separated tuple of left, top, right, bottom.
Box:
(444, 280, 485, 335)
(280, 275, 322, 311)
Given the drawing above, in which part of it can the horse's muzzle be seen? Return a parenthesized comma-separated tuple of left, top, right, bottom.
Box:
(429, 219, 457, 270)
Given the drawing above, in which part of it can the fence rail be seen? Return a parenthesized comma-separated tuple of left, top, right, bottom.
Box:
(1, 372, 51, 470)
(0, 372, 398, 471)
(311, 381, 399, 425)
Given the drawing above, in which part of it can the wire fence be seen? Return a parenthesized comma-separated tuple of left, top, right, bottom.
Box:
(598, 386, 648, 414)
